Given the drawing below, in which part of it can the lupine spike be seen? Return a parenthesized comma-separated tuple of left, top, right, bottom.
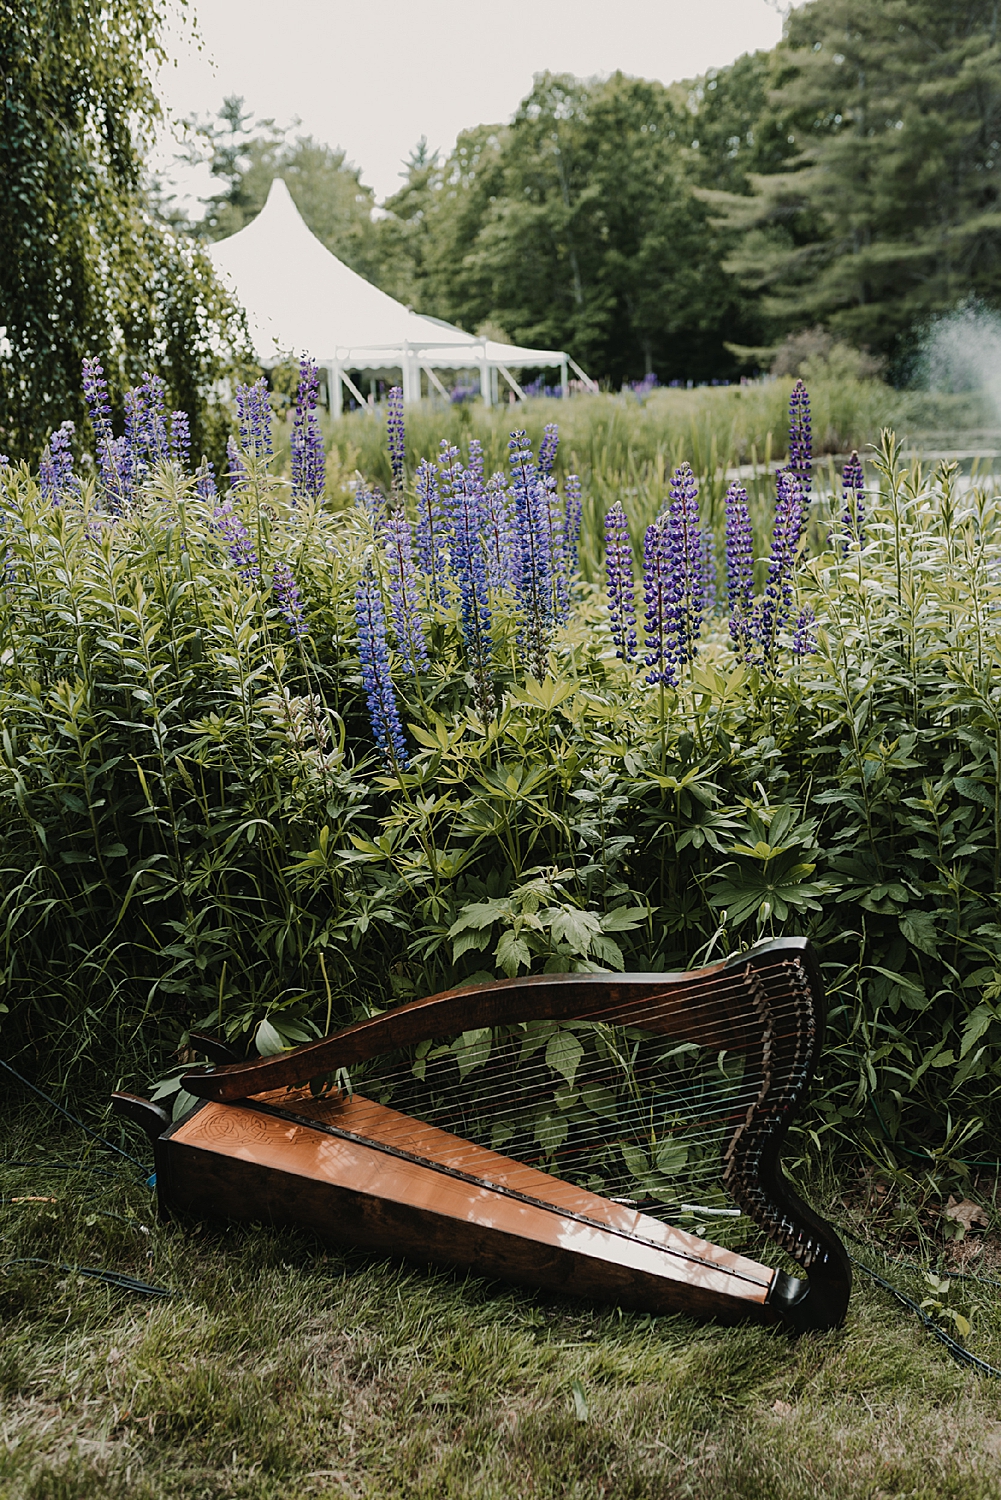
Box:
(414, 459, 446, 600)
(538, 423, 559, 477)
(481, 472, 517, 591)
(841, 450, 865, 550)
(384, 511, 430, 675)
(355, 570, 408, 767)
(272, 561, 308, 638)
(291, 357, 325, 504)
(788, 379, 812, 497)
(604, 502, 637, 661)
(449, 465, 494, 720)
(196, 459, 218, 503)
(226, 435, 247, 491)
(39, 422, 77, 504)
(236, 378, 273, 461)
(642, 517, 676, 687)
(168, 411, 190, 470)
(724, 482, 755, 658)
(509, 430, 553, 679)
(214, 499, 260, 581)
(386, 385, 405, 492)
(754, 469, 806, 667)
(563, 474, 583, 581)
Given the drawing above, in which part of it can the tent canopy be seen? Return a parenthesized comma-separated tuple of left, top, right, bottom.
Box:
(209, 178, 593, 406)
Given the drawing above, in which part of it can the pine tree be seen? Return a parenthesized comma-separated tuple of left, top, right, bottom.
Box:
(706, 0, 1001, 360)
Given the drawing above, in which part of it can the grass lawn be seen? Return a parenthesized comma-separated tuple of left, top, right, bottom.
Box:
(3, 1103, 1001, 1500)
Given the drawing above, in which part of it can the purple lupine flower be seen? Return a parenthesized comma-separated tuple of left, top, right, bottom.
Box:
(168, 411, 190, 471)
(0, 455, 8, 468)
(642, 464, 709, 685)
(39, 421, 77, 503)
(467, 438, 485, 489)
(353, 477, 386, 526)
(604, 502, 637, 661)
(82, 358, 113, 446)
(753, 469, 806, 668)
(291, 356, 325, 504)
(226, 435, 247, 492)
(642, 517, 676, 687)
(481, 472, 517, 591)
(449, 465, 495, 721)
(414, 458, 447, 600)
(384, 511, 430, 674)
(82, 356, 132, 510)
(272, 561, 308, 638)
(214, 499, 260, 581)
(724, 482, 755, 658)
(841, 449, 865, 550)
(386, 385, 405, 492)
(788, 379, 812, 497)
(196, 459, 217, 503)
(236, 378, 273, 461)
(792, 604, 816, 657)
(355, 570, 407, 767)
(509, 430, 553, 679)
(538, 423, 559, 477)
(135, 372, 169, 470)
(563, 474, 583, 580)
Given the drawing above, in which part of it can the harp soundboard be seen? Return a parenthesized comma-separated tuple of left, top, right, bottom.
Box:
(113, 937, 851, 1330)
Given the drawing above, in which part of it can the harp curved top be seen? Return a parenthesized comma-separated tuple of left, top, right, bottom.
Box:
(181, 937, 817, 1103)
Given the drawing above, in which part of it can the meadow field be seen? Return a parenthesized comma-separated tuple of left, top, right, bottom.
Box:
(3, 374, 1001, 1499)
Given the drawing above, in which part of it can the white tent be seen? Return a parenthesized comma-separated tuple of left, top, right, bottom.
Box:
(209, 178, 595, 408)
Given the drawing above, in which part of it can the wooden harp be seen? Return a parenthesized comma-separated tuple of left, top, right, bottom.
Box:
(113, 937, 851, 1330)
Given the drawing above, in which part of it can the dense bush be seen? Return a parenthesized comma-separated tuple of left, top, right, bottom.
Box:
(1, 372, 999, 1168)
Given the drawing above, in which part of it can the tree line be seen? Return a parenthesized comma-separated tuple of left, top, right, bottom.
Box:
(3, 0, 999, 459)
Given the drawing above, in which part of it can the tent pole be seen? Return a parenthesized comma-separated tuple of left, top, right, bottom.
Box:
(479, 349, 493, 408)
(560, 357, 569, 398)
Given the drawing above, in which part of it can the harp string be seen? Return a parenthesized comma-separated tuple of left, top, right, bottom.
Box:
(243, 971, 813, 1222)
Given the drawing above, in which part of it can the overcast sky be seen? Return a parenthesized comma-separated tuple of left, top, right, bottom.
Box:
(155, 0, 787, 208)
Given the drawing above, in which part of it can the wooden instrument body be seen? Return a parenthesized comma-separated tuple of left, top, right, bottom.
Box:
(113, 937, 852, 1331)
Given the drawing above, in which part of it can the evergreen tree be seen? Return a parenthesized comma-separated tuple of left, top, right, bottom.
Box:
(708, 0, 1001, 359)
(0, 0, 246, 464)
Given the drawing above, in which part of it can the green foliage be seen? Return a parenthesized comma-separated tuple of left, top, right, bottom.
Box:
(709, 0, 1001, 361)
(0, 0, 249, 466)
(3, 409, 1001, 1162)
(375, 72, 754, 386)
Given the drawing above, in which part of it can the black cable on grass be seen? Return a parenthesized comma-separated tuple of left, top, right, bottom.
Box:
(849, 1255, 1001, 1378)
(1, 1257, 171, 1298)
(0, 1058, 148, 1172)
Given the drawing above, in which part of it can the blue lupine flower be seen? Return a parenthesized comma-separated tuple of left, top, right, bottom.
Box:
(604, 502, 637, 661)
(168, 410, 190, 470)
(467, 438, 485, 488)
(563, 474, 583, 580)
(353, 477, 386, 526)
(642, 517, 676, 687)
(384, 511, 430, 674)
(788, 379, 812, 497)
(481, 472, 517, 591)
(754, 469, 805, 667)
(272, 561, 308, 638)
(449, 464, 494, 720)
(196, 459, 218, 503)
(386, 385, 405, 492)
(643, 464, 709, 685)
(538, 423, 559, 477)
(133, 372, 169, 473)
(214, 499, 260, 581)
(236, 378, 273, 461)
(39, 422, 77, 504)
(841, 449, 865, 550)
(82, 358, 112, 446)
(509, 430, 553, 678)
(292, 357, 325, 504)
(414, 458, 446, 600)
(792, 604, 816, 657)
(355, 570, 407, 767)
(724, 482, 755, 659)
